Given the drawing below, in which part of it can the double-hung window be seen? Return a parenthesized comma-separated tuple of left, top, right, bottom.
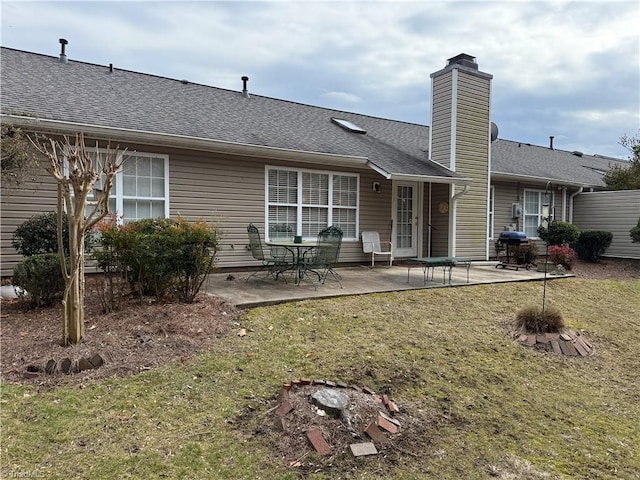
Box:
(80, 151, 169, 224)
(523, 189, 553, 238)
(266, 166, 359, 240)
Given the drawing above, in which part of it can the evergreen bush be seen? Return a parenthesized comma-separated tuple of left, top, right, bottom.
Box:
(12, 253, 67, 308)
(537, 221, 580, 246)
(630, 218, 640, 244)
(92, 217, 220, 303)
(576, 230, 613, 262)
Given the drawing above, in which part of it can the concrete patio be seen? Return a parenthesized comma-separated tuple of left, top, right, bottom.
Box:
(204, 262, 571, 308)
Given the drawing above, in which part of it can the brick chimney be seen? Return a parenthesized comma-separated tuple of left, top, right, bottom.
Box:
(429, 53, 493, 259)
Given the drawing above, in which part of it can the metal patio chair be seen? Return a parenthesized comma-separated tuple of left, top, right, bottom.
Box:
(361, 231, 393, 267)
(245, 223, 294, 282)
(302, 225, 344, 288)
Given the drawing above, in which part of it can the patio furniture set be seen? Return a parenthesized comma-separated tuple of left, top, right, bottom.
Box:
(246, 225, 472, 287)
(246, 223, 344, 287)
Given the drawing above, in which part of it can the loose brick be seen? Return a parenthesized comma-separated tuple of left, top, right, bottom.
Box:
(277, 387, 290, 405)
(565, 341, 578, 356)
(382, 394, 390, 408)
(306, 429, 331, 455)
(558, 340, 571, 356)
(387, 401, 400, 414)
(377, 411, 399, 434)
(550, 339, 562, 355)
(337, 382, 348, 389)
(364, 422, 387, 444)
(300, 378, 311, 385)
(325, 380, 336, 387)
(351, 385, 363, 392)
(350, 442, 378, 456)
(560, 333, 572, 341)
(362, 385, 374, 394)
(314, 379, 326, 386)
(573, 340, 589, 357)
(276, 399, 294, 417)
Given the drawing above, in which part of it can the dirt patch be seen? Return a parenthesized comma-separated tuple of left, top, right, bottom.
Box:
(0, 288, 239, 389)
(569, 257, 640, 280)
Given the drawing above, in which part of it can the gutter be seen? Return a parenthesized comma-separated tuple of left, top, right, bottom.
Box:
(1, 114, 369, 168)
(449, 184, 471, 256)
(568, 187, 584, 223)
(491, 171, 600, 189)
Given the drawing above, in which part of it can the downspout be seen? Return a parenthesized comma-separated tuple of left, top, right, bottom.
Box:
(561, 187, 567, 222)
(568, 187, 584, 223)
(449, 184, 470, 256)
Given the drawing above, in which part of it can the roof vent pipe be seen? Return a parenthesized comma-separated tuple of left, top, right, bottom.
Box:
(58, 38, 68, 63)
(241, 76, 250, 98)
(549, 135, 554, 150)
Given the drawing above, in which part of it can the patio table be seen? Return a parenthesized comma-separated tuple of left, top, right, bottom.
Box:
(406, 257, 472, 285)
(266, 240, 317, 284)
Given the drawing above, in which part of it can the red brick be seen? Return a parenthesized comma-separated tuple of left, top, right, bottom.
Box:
(377, 412, 399, 434)
(364, 422, 387, 444)
(306, 429, 331, 455)
(314, 379, 326, 386)
(300, 378, 311, 385)
(382, 394, 390, 407)
(351, 385, 363, 392)
(387, 401, 400, 414)
(282, 383, 292, 390)
(276, 399, 293, 417)
(362, 385, 374, 394)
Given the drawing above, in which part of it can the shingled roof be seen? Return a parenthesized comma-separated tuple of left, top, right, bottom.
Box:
(491, 140, 628, 188)
(0, 47, 460, 182)
(1, 46, 626, 187)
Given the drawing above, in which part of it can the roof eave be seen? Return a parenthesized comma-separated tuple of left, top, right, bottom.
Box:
(491, 171, 603, 189)
(2, 115, 370, 168)
(367, 160, 471, 185)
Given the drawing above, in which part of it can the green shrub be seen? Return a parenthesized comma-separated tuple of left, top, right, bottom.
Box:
(537, 221, 580, 246)
(547, 245, 577, 270)
(631, 218, 640, 243)
(92, 217, 220, 303)
(514, 304, 565, 333)
(576, 230, 613, 262)
(511, 242, 538, 265)
(11, 211, 93, 257)
(12, 253, 67, 308)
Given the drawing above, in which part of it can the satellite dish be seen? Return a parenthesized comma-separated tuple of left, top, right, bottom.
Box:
(490, 122, 499, 142)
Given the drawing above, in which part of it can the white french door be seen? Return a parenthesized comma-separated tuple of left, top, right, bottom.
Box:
(394, 181, 418, 257)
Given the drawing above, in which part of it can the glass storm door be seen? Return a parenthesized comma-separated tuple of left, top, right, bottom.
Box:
(394, 182, 418, 257)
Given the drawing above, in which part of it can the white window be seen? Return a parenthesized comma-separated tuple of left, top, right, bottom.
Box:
(266, 166, 359, 240)
(78, 151, 169, 224)
(523, 189, 553, 238)
(488, 185, 495, 239)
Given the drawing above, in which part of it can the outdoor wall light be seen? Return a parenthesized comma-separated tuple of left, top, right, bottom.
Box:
(372, 182, 381, 193)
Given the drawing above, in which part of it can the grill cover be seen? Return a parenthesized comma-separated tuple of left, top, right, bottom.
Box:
(498, 231, 527, 241)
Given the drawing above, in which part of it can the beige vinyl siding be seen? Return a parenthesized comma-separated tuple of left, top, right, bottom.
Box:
(427, 183, 450, 256)
(430, 72, 453, 168)
(452, 72, 491, 259)
(1, 140, 382, 276)
(1, 169, 58, 276)
(573, 190, 640, 259)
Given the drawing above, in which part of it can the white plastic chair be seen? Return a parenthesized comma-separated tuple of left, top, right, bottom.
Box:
(361, 231, 393, 267)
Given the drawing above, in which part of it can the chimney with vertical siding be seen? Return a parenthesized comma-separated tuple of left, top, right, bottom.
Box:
(429, 53, 493, 259)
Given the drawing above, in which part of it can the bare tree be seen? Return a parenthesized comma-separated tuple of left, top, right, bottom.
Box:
(30, 133, 126, 346)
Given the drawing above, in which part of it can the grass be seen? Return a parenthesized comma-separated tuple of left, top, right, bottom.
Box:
(2, 278, 639, 479)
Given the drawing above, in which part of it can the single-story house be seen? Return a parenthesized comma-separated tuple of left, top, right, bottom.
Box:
(0, 44, 633, 276)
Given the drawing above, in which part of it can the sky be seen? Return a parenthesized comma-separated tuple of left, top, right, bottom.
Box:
(1, 0, 639, 159)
